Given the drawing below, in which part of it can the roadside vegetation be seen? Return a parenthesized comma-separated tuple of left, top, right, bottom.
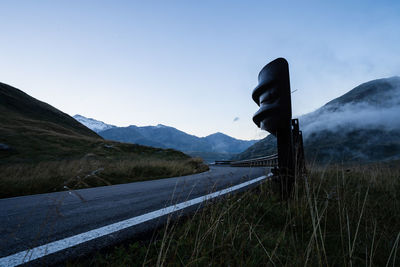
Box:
(72, 162, 400, 266)
(0, 82, 209, 198)
(0, 141, 208, 198)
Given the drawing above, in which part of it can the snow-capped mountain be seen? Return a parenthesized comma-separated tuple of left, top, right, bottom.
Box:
(73, 114, 116, 133)
(73, 114, 257, 161)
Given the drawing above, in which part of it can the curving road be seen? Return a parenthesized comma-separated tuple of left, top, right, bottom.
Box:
(0, 166, 268, 266)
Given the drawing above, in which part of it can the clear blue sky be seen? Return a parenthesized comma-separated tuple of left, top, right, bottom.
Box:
(1, 0, 399, 140)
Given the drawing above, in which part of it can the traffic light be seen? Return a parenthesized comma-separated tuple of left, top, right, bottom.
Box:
(252, 58, 292, 136)
(252, 57, 295, 199)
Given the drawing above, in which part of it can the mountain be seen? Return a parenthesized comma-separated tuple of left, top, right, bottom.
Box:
(0, 82, 102, 162)
(73, 114, 116, 133)
(97, 123, 257, 157)
(235, 76, 400, 163)
(203, 132, 257, 154)
(72, 115, 257, 161)
(99, 124, 211, 152)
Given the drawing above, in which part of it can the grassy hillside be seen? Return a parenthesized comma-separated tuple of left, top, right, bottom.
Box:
(71, 162, 400, 266)
(0, 142, 208, 198)
(0, 82, 208, 198)
(0, 82, 101, 163)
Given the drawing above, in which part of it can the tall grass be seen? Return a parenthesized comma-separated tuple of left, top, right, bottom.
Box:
(0, 157, 208, 198)
(76, 163, 400, 266)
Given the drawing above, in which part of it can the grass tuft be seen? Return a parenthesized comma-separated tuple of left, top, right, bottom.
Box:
(72, 163, 400, 266)
(0, 142, 208, 198)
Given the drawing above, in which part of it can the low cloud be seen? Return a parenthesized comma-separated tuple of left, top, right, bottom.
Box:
(300, 104, 400, 137)
(299, 81, 400, 139)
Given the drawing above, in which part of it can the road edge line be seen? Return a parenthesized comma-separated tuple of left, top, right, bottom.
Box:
(0, 175, 268, 266)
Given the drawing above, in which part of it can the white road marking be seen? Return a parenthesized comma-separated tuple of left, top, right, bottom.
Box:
(0, 175, 267, 266)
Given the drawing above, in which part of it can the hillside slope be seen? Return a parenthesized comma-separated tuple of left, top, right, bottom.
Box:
(236, 77, 400, 163)
(0, 83, 99, 138)
(0, 82, 102, 163)
(0, 82, 208, 197)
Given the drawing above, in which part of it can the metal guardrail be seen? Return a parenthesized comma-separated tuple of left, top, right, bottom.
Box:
(214, 154, 278, 167)
(214, 160, 232, 165)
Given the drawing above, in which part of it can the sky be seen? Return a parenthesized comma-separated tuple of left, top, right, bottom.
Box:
(1, 0, 399, 140)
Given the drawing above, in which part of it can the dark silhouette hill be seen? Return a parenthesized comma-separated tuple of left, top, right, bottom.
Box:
(0, 82, 99, 138)
(0, 82, 103, 162)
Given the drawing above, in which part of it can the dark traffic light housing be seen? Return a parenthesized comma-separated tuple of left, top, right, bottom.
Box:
(252, 58, 305, 199)
(252, 58, 292, 136)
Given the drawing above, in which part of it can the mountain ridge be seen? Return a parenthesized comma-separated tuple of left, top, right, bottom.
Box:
(235, 76, 400, 163)
(74, 115, 257, 157)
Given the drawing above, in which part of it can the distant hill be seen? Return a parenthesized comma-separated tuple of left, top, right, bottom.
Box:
(99, 124, 212, 152)
(75, 115, 257, 161)
(0, 82, 102, 162)
(235, 77, 400, 163)
(203, 132, 257, 154)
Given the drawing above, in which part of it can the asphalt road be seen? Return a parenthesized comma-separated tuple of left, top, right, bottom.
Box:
(0, 166, 267, 265)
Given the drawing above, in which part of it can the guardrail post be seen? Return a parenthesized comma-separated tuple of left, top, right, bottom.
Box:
(292, 119, 306, 177)
(277, 124, 295, 199)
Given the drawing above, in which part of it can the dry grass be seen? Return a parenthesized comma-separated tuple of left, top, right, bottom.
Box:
(74, 163, 400, 266)
(0, 157, 208, 198)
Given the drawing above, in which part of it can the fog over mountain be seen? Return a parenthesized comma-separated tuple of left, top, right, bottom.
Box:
(236, 76, 400, 163)
(301, 77, 400, 136)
